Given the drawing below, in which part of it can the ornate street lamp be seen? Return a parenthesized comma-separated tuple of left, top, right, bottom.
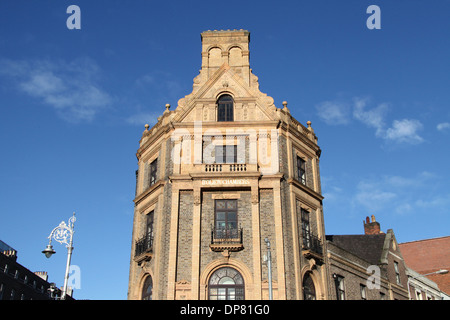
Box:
(42, 212, 76, 300)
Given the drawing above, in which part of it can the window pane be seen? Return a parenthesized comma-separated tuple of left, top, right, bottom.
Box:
(218, 106, 226, 122)
(219, 276, 235, 285)
(227, 212, 237, 222)
(216, 201, 226, 209)
(216, 212, 226, 221)
(228, 288, 236, 300)
(216, 221, 226, 230)
(226, 200, 237, 209)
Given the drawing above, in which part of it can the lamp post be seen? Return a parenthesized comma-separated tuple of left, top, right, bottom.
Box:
(407, 269, 448, 300)
(264, 237, 273, 300)
(42, 212, 76, 300)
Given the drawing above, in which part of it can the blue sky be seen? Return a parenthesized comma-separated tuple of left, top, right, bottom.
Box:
(0, 0, 449, 300)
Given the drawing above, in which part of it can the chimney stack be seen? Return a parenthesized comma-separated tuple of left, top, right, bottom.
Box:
(363, 215, 381, 235)
(2, 249, 17, 262)
(34, 271, 48, 281)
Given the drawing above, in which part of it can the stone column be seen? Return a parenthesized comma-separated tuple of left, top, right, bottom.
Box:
(167, 188, 180, 299)
(251, 183, 262, 299)
(191, 184, 202, 299)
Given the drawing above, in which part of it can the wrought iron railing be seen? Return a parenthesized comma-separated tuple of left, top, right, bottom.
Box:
(211, 226, 243, 245)
(303, 234, 323, 255)
(135, 233, 153, 257)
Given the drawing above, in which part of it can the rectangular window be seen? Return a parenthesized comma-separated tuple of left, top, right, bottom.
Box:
(415, 290, 422, 300)
(145, 211, 154, 251)
(301, 208, 311, 249)
(214, 200, 238, 238)
(215, 145, 237, 164)
(394, 261, 401, 285)
(297, 156, 306, 185)
(360, 284, 367, 300)
(149, 159, 158, 186)
(146, 211, 154, 239)
(335, 276, 345, 300)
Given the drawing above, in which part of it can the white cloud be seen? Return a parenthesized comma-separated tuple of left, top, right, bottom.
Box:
(437, 122, 450, 132)
(354, 180, 397, 212)
(352, 97, 388, 137)
(316, 96, 424, 144)
(126, 111, 159, 126)
(352, 172, 445, 216)
(315, 100, 350, 125)
(384, 119, 424, 144)
(0, 57, 111, 122)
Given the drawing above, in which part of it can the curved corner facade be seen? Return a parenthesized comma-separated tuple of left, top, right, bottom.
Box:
(127, 30, 328, 300)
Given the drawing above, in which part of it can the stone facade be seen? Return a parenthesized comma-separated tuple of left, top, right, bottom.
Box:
(127, 30, 327, 300)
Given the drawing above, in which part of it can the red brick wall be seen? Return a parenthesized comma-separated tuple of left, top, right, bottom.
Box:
(399, 236, 450, 295)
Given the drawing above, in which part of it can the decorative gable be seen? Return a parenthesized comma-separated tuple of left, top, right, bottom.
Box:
(171, 30, 279, 123)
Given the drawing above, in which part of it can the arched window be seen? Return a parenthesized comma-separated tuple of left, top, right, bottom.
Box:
(217, 95, 234, 122)
(141, 275, 153, 300)
(303, 273, 316, 300)
(208, 267, 244, 300)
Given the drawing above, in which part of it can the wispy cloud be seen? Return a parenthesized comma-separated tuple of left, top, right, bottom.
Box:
(0, 57, 111, 122)
(316, 96, 424, 144)
(315, 100, 351, 125)
(352, 171, 445, 216)
(125, 111, 159, 126)
(384, 119, 424, 144)
(352, 97, 388, 138)
(437, 122, 450, 132)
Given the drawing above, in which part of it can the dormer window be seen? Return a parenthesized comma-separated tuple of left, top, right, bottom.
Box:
(217, 94, 234, 122)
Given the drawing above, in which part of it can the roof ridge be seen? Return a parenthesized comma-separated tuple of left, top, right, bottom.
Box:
(399, 235, 450, 245)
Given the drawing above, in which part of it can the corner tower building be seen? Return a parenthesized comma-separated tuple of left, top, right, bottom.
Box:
(128, 30, 328, 300)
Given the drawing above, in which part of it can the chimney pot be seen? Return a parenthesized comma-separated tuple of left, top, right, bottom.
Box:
(364, 215, 381, 235)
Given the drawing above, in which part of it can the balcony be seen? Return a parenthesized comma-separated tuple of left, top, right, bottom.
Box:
(204, 163, 251, 172)
(210, 226, 244, 252)
(302, 234, 324, 264)
(187, 163, 258, 174)
(134, 233, 153, 264)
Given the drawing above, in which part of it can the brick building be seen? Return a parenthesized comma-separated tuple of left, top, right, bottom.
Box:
(126, 29, 447, 301)
(127, 30, 328, 300)
(326, 216, 409, 300)
(0, 240, 64, 300)
(399, 236, 450, 297)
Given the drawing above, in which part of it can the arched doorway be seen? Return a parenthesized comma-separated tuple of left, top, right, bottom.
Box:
(208, 267, 244, 300)
(141, 275, 153, 300)
(303, 272, 316, 300)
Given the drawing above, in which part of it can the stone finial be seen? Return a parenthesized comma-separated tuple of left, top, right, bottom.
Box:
(164, 103, 171, 114)
(144, 124, 149, 132)
(282, 101, 290, 113)
(307, 121, 312, 128)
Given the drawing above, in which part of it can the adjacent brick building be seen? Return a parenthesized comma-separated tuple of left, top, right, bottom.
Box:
(326, 216, 409, 300)
(0, 240, 64, 300)
(399, 236, 450, 297)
